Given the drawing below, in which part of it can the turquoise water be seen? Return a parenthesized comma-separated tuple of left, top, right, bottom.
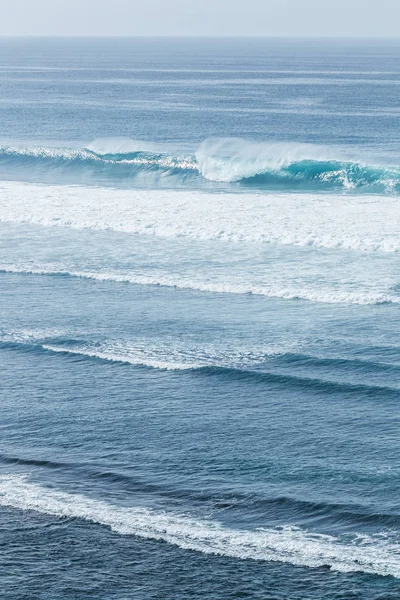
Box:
(0, 38, 400, 599)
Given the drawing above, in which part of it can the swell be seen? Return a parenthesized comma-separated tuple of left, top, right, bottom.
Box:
(0, 474, 399, 578)
(197, 365, 400, 398)
(1, 142, 400, 193)
(0, 454, 398, 530)
(0, 453, 68, 470)
(0, 454, 167, 497)
(1, 338, 400, 398)
(0, 145, 197, 178)
(1, 265, 399, 306)
(0, 144, 201, 191)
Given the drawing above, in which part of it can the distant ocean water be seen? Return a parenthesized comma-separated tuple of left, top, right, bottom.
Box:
(0, 37, 400, 599)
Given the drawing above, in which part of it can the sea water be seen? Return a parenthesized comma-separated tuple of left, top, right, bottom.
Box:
(0, 37, 400, 599)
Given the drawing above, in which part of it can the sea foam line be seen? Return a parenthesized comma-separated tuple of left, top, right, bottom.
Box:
(0, 474, 399, 578)
(0, 264, 398, 305)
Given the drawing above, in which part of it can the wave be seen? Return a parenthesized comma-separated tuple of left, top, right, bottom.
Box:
(1, 264, 398, 305)
(1, 453, 398, 530)
(1, 181, 400, 253)
(2, 331, 400, 397)
(195, 138, 400, 192)
(42, 343, 200, 371)
(1, 451, 399, 531)
(1, 138, 400, 193)
(0, 329, 287, 372)
(0, 454, 68, 470)
(0, 474, 399, 577)
(0, 143, 197, 186)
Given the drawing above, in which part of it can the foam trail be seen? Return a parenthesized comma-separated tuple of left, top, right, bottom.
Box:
(0, 264, 398, 305)
(1, 181, 400, 253)
(0, 475, 399, 577)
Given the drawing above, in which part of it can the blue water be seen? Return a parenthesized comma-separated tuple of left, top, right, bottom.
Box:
(1, 37, 400, 599)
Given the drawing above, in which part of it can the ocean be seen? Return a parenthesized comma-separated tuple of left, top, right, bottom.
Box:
(0, 37, 400, 599)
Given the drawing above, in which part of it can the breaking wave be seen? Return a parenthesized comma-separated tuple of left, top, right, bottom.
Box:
(2, 330, 400, 397)
(0, 328, 288, 373)
(0, 474, 399, 577)
(1, 137, 400, 193)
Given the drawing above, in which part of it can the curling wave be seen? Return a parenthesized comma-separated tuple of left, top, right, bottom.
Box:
(1, 138, 400, 193)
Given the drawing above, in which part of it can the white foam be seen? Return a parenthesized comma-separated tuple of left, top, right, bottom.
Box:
(0, 326, 286, 371)
(43, 337, 288, 371)
(42, 344, 198, 371)
(0, 181, 399, 253)
(0, 326, 288, 371)
(0, 474, 399, 577)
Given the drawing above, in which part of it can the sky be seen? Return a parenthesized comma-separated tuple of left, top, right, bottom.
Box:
(1, 0, 399, 37)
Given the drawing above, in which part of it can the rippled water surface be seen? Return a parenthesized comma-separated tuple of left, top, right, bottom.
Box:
(0, 37, 400, 599)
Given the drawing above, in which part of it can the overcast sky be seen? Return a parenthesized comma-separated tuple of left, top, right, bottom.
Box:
(1, 0, 399, 37)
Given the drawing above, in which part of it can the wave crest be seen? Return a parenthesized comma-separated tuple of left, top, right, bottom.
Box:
(1, 474, 399, 577)
(196, 138, 400, 191)
(0, 138, 400, 193)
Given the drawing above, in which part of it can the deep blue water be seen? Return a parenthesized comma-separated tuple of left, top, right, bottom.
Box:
(0, 37, 400, 599)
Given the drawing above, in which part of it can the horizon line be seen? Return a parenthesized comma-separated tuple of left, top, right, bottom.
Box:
(1, 34, 400, 40)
